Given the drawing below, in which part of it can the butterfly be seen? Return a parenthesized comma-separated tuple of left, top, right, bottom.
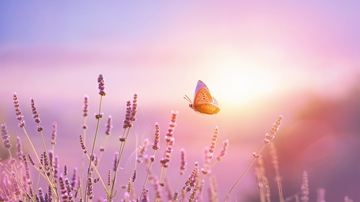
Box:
(184, 80, 220, 115)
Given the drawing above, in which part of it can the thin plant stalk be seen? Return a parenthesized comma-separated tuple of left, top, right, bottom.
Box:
(20, 126, 60, 201)
(270, 142, 284, 202)
(85, 95, 104, 201)
(108, 127, 131, 201)
(224, 115, 283, 201)
(79, 95, 89, 199)
(224, 145, 267, 201)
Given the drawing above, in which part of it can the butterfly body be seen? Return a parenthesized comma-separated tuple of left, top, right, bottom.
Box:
(185, 80, 220, 115)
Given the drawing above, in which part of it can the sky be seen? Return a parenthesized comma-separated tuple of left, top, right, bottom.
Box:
(1, 1, 360, 201)
(1, 2, 359, 104)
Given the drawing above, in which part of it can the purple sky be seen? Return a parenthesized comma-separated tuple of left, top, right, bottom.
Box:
(1, 1, 359, 103)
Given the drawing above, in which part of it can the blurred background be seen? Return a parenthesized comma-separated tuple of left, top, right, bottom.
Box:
(0, 1, 360, 201)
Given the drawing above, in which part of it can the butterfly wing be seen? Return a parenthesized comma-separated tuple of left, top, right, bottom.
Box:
(211, 97, 219, 106)
(193, 80, 220, 114)
(194, 87, 214, 106)
(196, 104, 220, 114)
(194, 80, 209, 95)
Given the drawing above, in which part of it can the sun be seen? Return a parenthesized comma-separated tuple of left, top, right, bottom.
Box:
(210, 60, 281, 106)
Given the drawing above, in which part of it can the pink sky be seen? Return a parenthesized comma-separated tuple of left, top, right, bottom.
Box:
(1, 1, 359, 105)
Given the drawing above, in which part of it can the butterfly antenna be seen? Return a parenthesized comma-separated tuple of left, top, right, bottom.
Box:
(183, 95, 192, 103)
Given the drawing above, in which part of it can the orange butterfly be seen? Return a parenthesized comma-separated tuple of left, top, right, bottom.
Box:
(184, 80, 220, 115)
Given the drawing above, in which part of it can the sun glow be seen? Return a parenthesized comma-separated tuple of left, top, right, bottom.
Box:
(210, 60, 281, 106)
